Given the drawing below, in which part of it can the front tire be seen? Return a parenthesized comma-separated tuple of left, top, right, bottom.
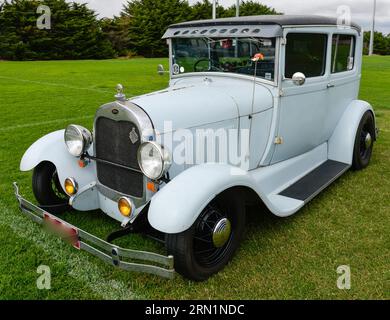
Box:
(352, 111, 375, 170)
(166, 190, 245, 281)
(32, 161, 69, 208)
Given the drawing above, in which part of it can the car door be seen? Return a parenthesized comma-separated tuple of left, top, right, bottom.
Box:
(271, 31, 330, 164)
(321, 31, 360, 142)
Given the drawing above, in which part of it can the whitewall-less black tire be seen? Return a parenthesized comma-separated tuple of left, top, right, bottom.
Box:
(352, 111, 375, 170)
(32, 161, 69, 208)
(165, 189, 246, 281)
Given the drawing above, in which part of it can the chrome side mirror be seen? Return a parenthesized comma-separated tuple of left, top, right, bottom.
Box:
(157, 64, 166, 76)
(292, 72, 306, 86)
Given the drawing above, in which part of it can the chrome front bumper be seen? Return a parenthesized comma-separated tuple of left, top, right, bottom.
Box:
(13, 182, 175, 279)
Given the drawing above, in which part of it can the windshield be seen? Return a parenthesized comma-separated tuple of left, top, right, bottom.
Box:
(172, 37, 276, 81)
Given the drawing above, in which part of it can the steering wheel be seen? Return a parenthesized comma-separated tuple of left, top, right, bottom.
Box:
(194, 58, 223, 72)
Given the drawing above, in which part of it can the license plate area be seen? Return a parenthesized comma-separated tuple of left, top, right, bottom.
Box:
(43, 212, 80, 249)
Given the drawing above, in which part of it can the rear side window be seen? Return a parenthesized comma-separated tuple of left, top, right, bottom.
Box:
(285, 33, 328, 78)
(331, 34, 355, 73)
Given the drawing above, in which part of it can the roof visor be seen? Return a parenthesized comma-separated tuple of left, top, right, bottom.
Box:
(162, 25, 282, 39)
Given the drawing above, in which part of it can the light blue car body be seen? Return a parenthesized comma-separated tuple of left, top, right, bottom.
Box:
(20, 23, 375, 234)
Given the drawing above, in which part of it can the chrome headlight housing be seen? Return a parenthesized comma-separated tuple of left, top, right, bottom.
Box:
(64, 124, 92, 157)
(137, 142, 171, 180)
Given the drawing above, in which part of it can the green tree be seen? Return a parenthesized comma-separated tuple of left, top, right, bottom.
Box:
(222, 0, 281, 17)
(188, 0, 280, 20)
(363, 31, 390, 55)
(0, 0, 115, 60)
(189, 0, 224, 21)
(123, 0, 281, 57)
(101, 15, 132, 57)
(123, 0, 191, 57)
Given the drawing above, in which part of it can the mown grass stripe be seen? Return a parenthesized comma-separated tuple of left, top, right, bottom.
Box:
(0, 75, 112, 94)
(0, 115, 94, 133)
(0, 200, 140, 300)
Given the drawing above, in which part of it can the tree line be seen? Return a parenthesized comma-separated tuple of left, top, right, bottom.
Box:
(363, 31, 390, 55)
(0, 0, 115, 60)
(0, 0, 279, 60)
(0, 0, 389, 60)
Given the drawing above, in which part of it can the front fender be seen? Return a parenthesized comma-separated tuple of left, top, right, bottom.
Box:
(148, 164, 257, 234)
(328, 100, 375, 164)
(20, 130, 96, 196)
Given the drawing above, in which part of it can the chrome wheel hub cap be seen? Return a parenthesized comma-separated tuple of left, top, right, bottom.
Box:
(365, 132, 372, 149)
(212, 218, 231, 248)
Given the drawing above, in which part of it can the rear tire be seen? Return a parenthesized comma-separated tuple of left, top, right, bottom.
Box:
(166, 190, 245, 281)
(32, 162, 69, 207)
(352, 111, 375, 170)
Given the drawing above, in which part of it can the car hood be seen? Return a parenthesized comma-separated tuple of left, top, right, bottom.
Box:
(130, 77, 273, 134)
(130, 84, 238, 134)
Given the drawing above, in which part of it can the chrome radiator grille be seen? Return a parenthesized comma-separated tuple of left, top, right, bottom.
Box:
(95, 117, 143, 198)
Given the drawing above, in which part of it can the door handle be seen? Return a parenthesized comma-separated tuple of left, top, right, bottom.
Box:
(327, 83, 335, 89)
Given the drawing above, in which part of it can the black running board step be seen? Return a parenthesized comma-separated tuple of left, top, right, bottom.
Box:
(279, 160, 350, 202)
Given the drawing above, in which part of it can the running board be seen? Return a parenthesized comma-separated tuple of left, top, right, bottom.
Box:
(279, 160, 350, 203)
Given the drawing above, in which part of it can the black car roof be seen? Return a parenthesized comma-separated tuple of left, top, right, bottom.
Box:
(169, 15, 361, 32)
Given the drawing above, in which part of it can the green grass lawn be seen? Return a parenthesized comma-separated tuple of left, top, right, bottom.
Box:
(0, 57, 388, 300)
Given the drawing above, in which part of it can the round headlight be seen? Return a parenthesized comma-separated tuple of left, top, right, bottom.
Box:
(137, 142, 171, 180)
(64, 125, 92, 157)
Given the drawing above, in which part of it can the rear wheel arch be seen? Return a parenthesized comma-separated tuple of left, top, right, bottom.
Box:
(229, 185, 264, 207)
(328, 100, 375, 165)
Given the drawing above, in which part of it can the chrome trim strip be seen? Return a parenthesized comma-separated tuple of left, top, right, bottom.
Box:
(13, 182, 175, 279)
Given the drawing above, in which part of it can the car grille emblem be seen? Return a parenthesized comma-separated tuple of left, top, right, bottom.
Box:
(129, 127, 139, 144)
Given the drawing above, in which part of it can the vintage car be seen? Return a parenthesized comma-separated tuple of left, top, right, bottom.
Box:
(15, 15, 377, 281)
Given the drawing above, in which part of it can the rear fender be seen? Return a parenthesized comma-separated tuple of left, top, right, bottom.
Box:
(328, 100, 375, 164)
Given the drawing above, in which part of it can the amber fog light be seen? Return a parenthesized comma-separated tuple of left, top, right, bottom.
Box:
(118, 197, 133, 217)
(64, 178, 78, 196)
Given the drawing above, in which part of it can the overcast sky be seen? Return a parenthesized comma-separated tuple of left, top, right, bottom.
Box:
(69, 0, 390, 34)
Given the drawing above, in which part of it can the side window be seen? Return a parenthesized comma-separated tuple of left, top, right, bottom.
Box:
(331, 34, 355, 73)
(285, 33, 328, 78)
